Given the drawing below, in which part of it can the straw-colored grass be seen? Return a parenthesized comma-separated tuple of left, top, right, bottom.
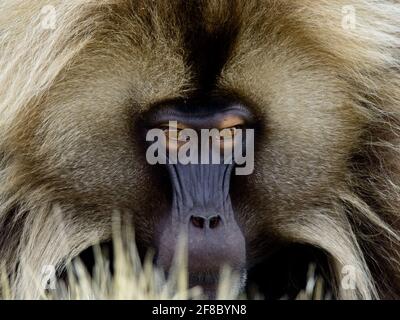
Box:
(1, 221, 329, 300)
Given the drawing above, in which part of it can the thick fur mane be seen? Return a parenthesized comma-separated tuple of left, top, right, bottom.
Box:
(0, 0, 400, 299)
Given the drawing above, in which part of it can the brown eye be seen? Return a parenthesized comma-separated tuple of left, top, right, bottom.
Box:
(218, 127, 237, 141)
(163, 127, 180, 140)
(216, 127, 240, 151)
(160, 123, 187, 149)
(216, 127, 240, 143)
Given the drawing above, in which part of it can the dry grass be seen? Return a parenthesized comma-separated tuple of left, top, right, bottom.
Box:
(0, 216, 329, 300)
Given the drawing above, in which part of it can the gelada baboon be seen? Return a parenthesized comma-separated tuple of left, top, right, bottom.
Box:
(0, 0, 400, 299)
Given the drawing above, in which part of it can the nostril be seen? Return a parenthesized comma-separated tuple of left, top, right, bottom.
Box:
(209, 216, 222, 229)
(190, 215, 205, 229)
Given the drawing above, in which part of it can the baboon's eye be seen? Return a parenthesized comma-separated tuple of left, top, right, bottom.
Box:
(218, 127, 238, 141)
(218, 115, 245, 130)
(216, 126, 241, 150)
(160, 123, 188, 148)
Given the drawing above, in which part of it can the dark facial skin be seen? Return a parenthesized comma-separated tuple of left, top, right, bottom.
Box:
(145, 100, 253, 296)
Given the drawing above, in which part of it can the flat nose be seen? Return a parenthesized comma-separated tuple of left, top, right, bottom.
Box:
(185, 212, 245, 273)
(190, 215, 222, 229)
(156, 210, 246, 298)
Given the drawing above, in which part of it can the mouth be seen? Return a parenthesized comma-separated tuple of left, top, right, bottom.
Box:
(69, 241, 333, 300)
(246, 243, 333, 299)
(188, 272, 220, 297)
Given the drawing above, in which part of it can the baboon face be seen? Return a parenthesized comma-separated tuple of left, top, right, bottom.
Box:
(3, 0, 399, 299)
(23, 2, 359, 297)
